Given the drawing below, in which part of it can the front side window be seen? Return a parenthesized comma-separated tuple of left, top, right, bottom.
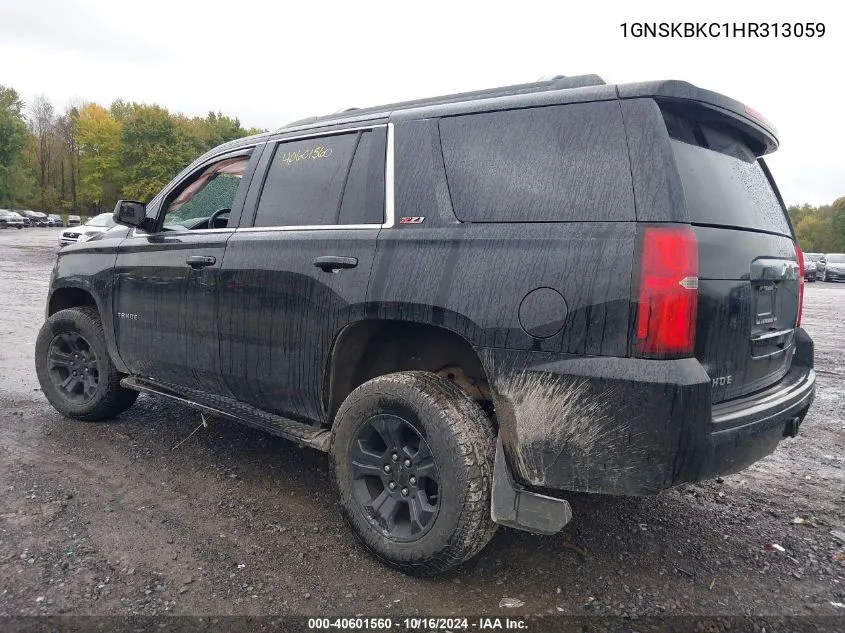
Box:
(162, 155, 250, 229)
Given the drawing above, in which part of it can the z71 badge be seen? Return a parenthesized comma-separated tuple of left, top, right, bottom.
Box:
(399, 216, 425, 224)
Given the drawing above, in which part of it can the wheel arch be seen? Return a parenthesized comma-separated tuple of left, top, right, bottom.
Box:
(46, 283, 128, 374)
(48, 286, 98, 316)
(325, 319, 493, 424)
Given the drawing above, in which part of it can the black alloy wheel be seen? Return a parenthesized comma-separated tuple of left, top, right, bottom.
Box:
(46, 332, 101, 402)
(350, 414, 441, 541)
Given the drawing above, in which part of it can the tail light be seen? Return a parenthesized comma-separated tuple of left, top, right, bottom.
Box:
(795, 243, 805, 327)
(636, 227, 699, 357)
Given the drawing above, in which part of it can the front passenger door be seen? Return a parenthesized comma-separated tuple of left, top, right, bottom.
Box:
(113, 146, 263, 394)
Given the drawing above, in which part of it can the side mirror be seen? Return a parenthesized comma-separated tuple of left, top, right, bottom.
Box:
(113, 200, 147, 228)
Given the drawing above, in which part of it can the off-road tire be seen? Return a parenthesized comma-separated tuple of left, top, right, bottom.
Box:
(331, 371, 497, 575)
(35, 307, 138, 421)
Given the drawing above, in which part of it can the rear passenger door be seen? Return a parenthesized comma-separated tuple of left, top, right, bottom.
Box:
(219, 125, 388, 423)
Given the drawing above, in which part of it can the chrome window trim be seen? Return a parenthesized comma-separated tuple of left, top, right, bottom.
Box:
(383, 122, 395, 229)
(128, 227, 238, 238)
(236, 122, 395, 233)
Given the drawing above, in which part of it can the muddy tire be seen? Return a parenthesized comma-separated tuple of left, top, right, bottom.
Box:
(331, 371, 497, 576)
(35, 307, 138, 422)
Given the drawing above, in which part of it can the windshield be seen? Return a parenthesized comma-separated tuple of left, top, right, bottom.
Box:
(826, 254, 845, 264)
(85, 213, 116, 228)
(804, 253, 822, 261)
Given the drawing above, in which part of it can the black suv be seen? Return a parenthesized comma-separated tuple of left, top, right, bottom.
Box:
(35, 76, 816, 575)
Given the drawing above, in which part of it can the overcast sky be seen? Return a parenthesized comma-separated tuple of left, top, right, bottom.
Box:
(1, 0, 841, 206)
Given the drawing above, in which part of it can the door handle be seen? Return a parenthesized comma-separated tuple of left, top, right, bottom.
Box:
(313, 256, 358, 272)
(186, 255, 217, 269)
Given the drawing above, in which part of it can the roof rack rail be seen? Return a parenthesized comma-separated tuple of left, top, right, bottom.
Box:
(540, 74, 608, 88)
(277, 74, 609, 130)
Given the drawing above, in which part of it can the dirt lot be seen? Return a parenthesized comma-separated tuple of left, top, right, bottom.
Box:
(0, 228, 843, 623)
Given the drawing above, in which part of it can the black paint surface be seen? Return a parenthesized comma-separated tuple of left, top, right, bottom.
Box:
(42, 76, 815, 496)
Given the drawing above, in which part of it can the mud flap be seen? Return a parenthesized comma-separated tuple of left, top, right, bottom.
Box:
(490, 437, 572, 534)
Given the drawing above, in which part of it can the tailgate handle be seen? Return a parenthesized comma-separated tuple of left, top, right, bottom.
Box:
(751, 328, 792, 343)
(313, 256, 358, 272)
(750, 258, 799, 281)
(186, 255, 216, 269)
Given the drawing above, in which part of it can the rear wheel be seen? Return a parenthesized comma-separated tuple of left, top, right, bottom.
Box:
(35, 307, 138, 421)
(331, 371, 497, 575)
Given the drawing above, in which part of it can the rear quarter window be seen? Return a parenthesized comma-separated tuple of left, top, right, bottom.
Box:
(439, 102, 635, 222)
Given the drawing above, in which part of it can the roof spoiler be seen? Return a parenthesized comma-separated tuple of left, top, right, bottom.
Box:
(617, 80, 779, 155)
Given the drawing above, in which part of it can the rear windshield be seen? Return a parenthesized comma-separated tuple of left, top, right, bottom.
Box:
(663, 110, 791, 236)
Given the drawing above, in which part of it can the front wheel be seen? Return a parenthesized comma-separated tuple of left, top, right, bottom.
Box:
(35, 307, 138, 421)
(331, 371, 497, 576)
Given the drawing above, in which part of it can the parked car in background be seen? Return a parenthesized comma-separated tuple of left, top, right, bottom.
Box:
(15, 210, 34, 226)
(821, 253, 845, 282)
(67, 214, 81, 227)
(19, 210, 49, 227)
(0, 209, 25, 229)
(802, 254, 817, 282)
(47, 214, 64, 227)
(58, 212, 116, 247)
(805, 252, 824, 277)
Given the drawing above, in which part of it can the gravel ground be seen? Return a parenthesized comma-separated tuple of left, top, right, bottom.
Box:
(0, 228, 843, 623)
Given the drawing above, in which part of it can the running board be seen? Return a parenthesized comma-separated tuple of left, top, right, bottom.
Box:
(120, 376, 331, 452)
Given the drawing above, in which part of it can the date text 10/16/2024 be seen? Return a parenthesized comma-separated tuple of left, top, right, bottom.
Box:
(308, 617, 528, 630)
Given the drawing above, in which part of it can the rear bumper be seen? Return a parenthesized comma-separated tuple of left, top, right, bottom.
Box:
(480, 327, 815, 496)
(824, 270, 845, 281)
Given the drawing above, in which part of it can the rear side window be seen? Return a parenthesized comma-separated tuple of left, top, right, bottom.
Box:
(663, 109, 791, 236)
(439, 102, 635, 222)
(254, 128, 385, 227)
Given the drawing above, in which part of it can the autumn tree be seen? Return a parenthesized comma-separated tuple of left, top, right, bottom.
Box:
(77, 103, 123, 214)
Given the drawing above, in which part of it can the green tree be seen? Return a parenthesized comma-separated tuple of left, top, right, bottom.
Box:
(832, 197, 845, 252)
(794, 214, 839, 253)
(120, 104, 197, 202)
(0, 85, 30, 207)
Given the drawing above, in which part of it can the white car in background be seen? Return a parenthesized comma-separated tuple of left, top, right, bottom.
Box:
(59, 213, 116, 247)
